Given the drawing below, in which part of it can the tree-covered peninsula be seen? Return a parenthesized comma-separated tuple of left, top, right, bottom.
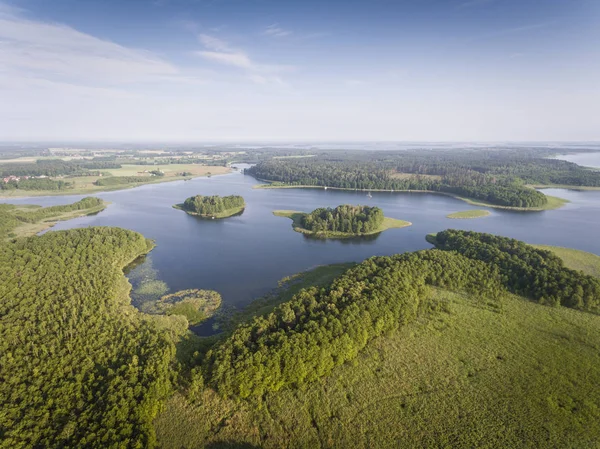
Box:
(174, 194, 245, 218)
(155, 230, 600, 449)
(0, 196, 107, 239)
(246, 148, 592, 209)
(274, 204, 411, 237)
(3, 225, 600, 448)
(0, 228, 174, 448)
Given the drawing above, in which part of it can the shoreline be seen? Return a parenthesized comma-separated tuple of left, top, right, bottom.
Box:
(273, 210, 411, 238)
(173, 203, 245, 219)
(527, 184, 600, 191)
(254, 180, 569, 211)
(7, 199, 110, 239)
(447, 210, 491, 219)
(0, 169, 233, 199)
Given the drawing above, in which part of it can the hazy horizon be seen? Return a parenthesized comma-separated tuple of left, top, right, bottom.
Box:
(1, 0, 599, 141)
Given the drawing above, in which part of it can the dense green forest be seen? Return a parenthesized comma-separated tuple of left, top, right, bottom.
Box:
(158, 286, 600, 449)
(248, 159, 548, 208)
(0, 197, 106, 238)
(198, 230, 600, 399)
(2, 223, 600, 448)
(430, 230, 600, 313)
(301, 205, 384, 234)
(247, 149, 600, 207)
(201, 250, 502, 398)
(180, 195, 245, 216)
(0, 159, 121, 177)
(0, 178, 71, 191)
(0, 228, 175, 448)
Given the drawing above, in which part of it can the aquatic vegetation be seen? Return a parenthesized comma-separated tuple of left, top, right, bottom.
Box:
(157, 289, 222, 325)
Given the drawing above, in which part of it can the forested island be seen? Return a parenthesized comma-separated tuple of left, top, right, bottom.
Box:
(174, 194, 245, 218)
(0, 196, 107, 239)
(274, 204, 411, 237)
(245, 148, 600, 209)
(3, 226, 600, 448)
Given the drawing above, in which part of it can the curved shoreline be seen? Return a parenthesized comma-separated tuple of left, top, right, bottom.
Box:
(173, 203, 245, 219)
(447, 210, 491, 219)
(0, 168, 233, 199)
(5, 199, 110, 239)
(253, 179, 569, 211)
(273, 210, 411, 238)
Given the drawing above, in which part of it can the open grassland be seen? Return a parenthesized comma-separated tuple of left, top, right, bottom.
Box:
(108, 164, 229, 178)
(447, 209, 491, 219)
(155, 288, 600, 448)
(273, 210, 411, 238)
(0, 164, 231, 198)
(533, 245, 600, 278)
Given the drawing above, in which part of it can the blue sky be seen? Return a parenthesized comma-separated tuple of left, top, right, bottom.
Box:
(0, 0, 598, 141)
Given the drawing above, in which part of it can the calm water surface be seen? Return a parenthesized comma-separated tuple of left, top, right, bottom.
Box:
(554, 152, 600, 169)
(5, 166, 600, 315)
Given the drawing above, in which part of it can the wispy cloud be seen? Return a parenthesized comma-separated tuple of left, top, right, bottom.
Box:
(0, 6, 181, 85)
(465, 21, 555, 42)
(196, 33, 293, 84)
(263, 23, 292, 37)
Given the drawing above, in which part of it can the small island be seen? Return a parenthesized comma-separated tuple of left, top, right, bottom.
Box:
(174, 194, 245, 219)
(156, 289, 222, 325)
(274, 204, 411, 238)
(447, 209, 491, 219)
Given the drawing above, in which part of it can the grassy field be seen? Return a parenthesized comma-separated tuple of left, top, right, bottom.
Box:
(155, 286, 600, 448)
(173, 204, 245, 219)
(447, 209, 491, 219)
(0, 164, 231, 198)
(533, 245, 600, 278)
(255, 183, 569, 211)
(273, 210, 411, 238)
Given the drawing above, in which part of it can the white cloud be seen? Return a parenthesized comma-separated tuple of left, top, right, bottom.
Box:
(197, 50, 253, 69)
(195, 33, 293, 84)
(198, 33, 232, 52)
(0, 11, 180, 85)
(264, 24, 291, 37)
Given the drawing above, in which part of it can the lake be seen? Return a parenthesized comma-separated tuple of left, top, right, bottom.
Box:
(553, 152, 600, 169)
(5, 165, 600, 326)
